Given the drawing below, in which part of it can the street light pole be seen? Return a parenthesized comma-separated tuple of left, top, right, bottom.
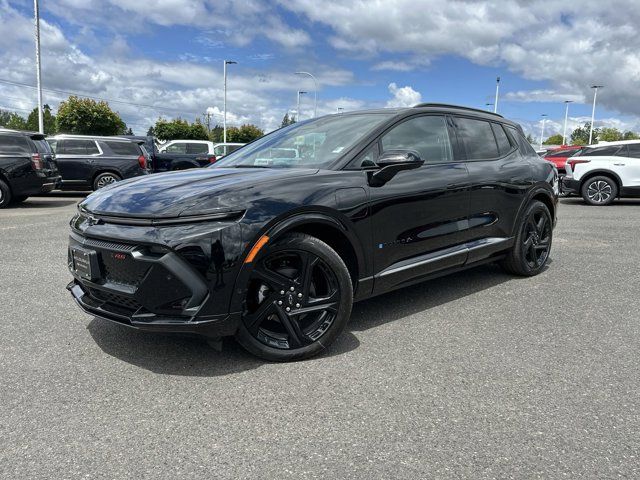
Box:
(562, 100, 573, 145)
(494, 76, 500, 113)
(539, 114, 547, 150)
(296, 91, 307, 122)
(223, 60, 237, 144)
(34, 0, 44, 134)
(295, 72, 317, 117)
(589, 85, 603, 145)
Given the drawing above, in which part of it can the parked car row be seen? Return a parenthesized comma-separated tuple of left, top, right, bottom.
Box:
(0, 128, 247, 207)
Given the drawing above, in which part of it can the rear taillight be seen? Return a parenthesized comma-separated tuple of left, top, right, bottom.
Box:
(567, 159, 590, 171)
(208, 155, 217, 164)
(31, 153, 43, 170)
(138, 155, 147, 169)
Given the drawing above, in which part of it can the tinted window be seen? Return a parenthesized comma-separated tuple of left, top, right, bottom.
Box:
(545, 149, 573, 158)
(32, 139, 52, 154)
(187, 143, 209, 154)
(627, 144, 640, 158)
(166, 143, 186, 153)
(491, 123, 512, 155)
(227, 144, 242, 154)
(58, 139, 99, 155)
(214, 145, 226, 156)
(381, 115, 452, 163)
(583, 146, 623, 157)
(0, 135, 30, 154)
(455, 117, 500, 160)
(104, 141, 141, 156)
(506, 125, 537, 156)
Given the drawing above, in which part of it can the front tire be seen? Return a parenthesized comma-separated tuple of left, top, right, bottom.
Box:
(581, 175, 617, 206)
(235, 233, 353, 361)
(0, 179, 12, 208)
(93, 172, 121, 190)
(501, 200, 552, 276)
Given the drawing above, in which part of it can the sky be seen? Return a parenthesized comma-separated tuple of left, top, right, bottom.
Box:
(1, 0, 640, 140)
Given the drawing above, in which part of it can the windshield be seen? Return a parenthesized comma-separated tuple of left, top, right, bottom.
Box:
(213, 113, 394, 169)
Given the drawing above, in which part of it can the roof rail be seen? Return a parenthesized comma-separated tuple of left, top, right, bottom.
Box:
(413, 103, 504, 118)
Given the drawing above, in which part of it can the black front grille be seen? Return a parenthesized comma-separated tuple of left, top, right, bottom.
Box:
(101, 253, 149, 286)
(88, 287, 141, 311)
(83, 238, 135, 252)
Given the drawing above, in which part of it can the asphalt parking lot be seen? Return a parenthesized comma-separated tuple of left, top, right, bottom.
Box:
(1, 194, 639, 479)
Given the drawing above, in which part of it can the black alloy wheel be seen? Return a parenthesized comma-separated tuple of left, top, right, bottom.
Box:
(236, 233, 352, 361)
(501, 200, 552, 276)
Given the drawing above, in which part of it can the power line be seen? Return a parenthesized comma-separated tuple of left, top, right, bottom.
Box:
(0, 77, 214, 117)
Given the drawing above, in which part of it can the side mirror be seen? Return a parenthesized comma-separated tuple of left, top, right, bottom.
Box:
(369, 149, 424, 186)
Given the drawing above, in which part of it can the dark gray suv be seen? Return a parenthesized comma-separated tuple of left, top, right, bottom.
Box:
(47, 135, 149, 191)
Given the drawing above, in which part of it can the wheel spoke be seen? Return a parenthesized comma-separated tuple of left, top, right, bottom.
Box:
(244, 300, 275, 334)
(297, 251, 319, 299)
(252, 267, 290, 292)
(292, 301, 338, 317)
(274, 305, 308, 348)
(536, 215, 546, 234)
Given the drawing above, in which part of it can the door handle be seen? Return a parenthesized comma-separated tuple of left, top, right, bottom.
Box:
(613, 163, 625, 166)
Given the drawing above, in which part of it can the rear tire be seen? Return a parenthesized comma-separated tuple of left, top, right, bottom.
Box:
(501, 200, 552, 276)
(93, 172, 121, 191)
(235, 233, 353, 361)
(581, 175, 617, 206)
(0, 179, 12, 208)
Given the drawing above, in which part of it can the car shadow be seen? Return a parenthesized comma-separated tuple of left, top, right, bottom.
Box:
(87, 263, 514, 376)
(348, 263, 513, 332)
(16, 198, 80, 209)
(560, 197, 640, 206)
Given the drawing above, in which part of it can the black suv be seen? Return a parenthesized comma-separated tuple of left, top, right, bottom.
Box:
(0, 129, 60, 208)
(67, 104, 557, 361)
(47, 135, 148, 191)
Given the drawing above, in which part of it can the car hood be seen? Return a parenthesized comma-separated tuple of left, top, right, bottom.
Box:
(80, 167, 319, 218)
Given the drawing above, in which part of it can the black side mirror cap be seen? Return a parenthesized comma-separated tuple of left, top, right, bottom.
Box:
(368, 149, 424, 186)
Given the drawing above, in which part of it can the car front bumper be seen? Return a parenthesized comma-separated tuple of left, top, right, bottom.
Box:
(67, 214, 246, 338)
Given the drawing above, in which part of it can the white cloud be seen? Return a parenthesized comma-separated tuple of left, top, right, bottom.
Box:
(386, 83, 421, 108)
(504, 89, 585, 104)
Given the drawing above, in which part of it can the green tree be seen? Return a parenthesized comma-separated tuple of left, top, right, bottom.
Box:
(622, 130, 640, 140)
(281, 113, 295, 128)
(25, 105, 57, 134)
(226, 124, 264, 143)
(543, 134, 563, 145)
(146, 126, 155, 137)
(57, 96, 126, 135)
(0, 109, 13, 127)
(5, 112, 28, 131)
(208, 124, 223, 143)
(525, 133, 534, 144)
(598, 127, 623, 142)
(570, 122, 597, 145)
(153, 118, 209, 141)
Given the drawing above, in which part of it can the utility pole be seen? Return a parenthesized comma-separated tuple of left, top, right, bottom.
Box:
(223, 60, 237, 144)
(34, 0, 44, 133)
(539, 114, 547, 150)
(295, 72, 318, 117)
(296, 91, 307, 122)
(589, 85, 603, 145)
(202, 112, 212, 133)
(494, 76, 500, 114)
(562, 100, 573, 145)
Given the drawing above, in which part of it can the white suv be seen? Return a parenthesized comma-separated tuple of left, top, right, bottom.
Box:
(562, 140, 640, 205)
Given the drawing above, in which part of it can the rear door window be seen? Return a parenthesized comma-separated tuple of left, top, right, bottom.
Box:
(455, 117, 500, 160)
(491, 123, 513, 156)
(104, 141, 141, 156)
(626, 144, 640, 158)
(58, 139, 100, 155)
(583, 146, 623, 156)
(166, 142, 187, 153)
(0, 135, 31, 154)
(187, 143, 209, 154)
